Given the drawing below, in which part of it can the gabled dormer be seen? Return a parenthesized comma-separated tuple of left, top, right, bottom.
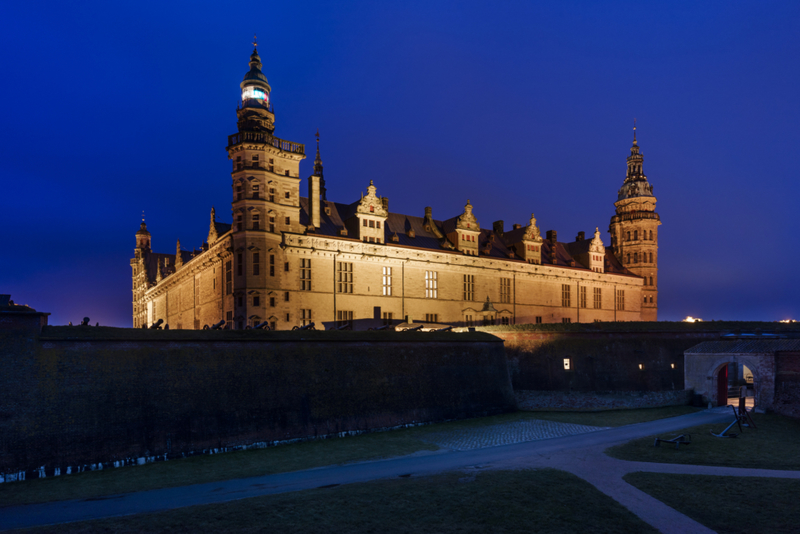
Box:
(350, 180, 388, 244)
(518, 213, 544, 264)
(448, 200, 480, 256)
(587, 228, 605, 273)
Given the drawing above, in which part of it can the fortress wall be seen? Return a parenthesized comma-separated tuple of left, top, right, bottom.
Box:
(0, 328, 513, 477)
(483, 329, 721, 393)
(775, 352, 800, 419)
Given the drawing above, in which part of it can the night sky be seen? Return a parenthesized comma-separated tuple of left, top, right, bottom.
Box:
(3, 1, 799, 326)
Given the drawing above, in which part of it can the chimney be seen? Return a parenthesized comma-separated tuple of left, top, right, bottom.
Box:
(493, 220, 504, 236)
(309, 175, 321, 229)
(513, 223, 522, 230)
(576, 231, 585, 241)
(546, 230, 558, 244)
(382, 197, 390, 212)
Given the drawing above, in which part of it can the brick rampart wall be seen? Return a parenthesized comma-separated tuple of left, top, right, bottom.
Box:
(515, 389, 693, 411)
(0, 328, 513, 478)
(775, 352, 800, 419)
(483, 330, 719, 392)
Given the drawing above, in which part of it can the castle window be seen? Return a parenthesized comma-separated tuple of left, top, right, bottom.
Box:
(561, 284, 571, 308)
(626, 253, 630, 264)
(627, 231, 631, 241)
(237, 185, 243, 201)
(270, 297, 275, 307)
(650, 296, 654, 303)
(252, 214, 260, 230)
(337, 262, 353, 293)
(285, 191, 290, 199)
(301, 309, 312, 326)
(237, 296, 243, 307)
(253, 252, 260, 275)
(269, 254, 275, 276)
(593, 287, 602, 309)
(252, 185, 260, 199)
(465, 314, 474, 327)
(369, 220, 375, 228)
(649, 230, 653, 240)
(254, 296, 260, 307)
(300, 258, 311, 291)
(500, 316, 510, 325)
(425, 313, 438, 323)
(500, 278, 511, 304)
(269, 216, 275, 233)
(285, 262, 289, 272)
(225, 260, 232, 295)
(286, 313, 290, 321)
(634, 252, 638, 263)
(270, 320, 276, 330)
(616, 289, 625, 311)
(649, 252, 653, 263)
(337, 310, 354, 328)
(370, 205, 374, 213)
(535, 316, 543, 324)
(644, 296, 647, 304)
(562, 318, 571, 324)
(580, 286, 587, 308)
(237, 253, 243, 276)
(649, 276, 653, 286)
(563, 358, 571, 370)
(383, 312, 393, 325)
(285, 216, 290, 225)
(382, 266, 392, 296)
(363, 219, 367, 227)
(463, 274, 475, 301)
(634, 230, 638, 240)
(285, 170, 290, 176)
(237, 214, 243, 232)
(376, 221, 381, 229)
(425, 271, 438, 299)
(269, 188, 275, 202)
(284, 292, 290, 302)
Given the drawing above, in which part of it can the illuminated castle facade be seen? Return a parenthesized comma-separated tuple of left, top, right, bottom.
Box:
(130, 46, 660, 330)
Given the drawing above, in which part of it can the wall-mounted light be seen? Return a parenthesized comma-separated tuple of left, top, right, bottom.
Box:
(671, 363, 675, 369)
(563, 358, 571, 370)
(638, 363, 644, 370)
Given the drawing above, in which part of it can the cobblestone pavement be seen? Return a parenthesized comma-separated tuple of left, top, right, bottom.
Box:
(420, 419, 610, 451)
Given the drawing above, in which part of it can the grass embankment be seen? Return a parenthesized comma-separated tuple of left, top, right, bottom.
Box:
(625, 473, 800, 534)
(0, 406, 699, 507)
(23, 469, 658, 534)
(607, 412, 800, 470)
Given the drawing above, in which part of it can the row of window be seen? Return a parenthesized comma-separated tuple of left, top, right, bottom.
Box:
(235, 212, 288, 232)
(625, 251, 654, 264)
(625, 230, 655, 241)
(234, 155, 293, 177)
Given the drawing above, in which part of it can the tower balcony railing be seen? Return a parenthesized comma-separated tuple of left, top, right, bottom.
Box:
(611, 211, 661, 223)
(228, 131, 305, 155)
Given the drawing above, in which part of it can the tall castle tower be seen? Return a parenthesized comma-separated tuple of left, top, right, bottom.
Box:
(609, 124, 661, 321)
(224, 40, 306, 329)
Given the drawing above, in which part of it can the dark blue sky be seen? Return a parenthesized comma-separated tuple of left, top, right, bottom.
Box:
(2, 1, 799, 325)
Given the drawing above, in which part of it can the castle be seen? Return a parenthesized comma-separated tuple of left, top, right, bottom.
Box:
(131, 45, 660, 330)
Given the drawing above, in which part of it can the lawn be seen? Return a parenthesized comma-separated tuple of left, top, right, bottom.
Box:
(606, 412, 800, 470)
(624, 473, 800, 534)
(0, 405, 701, 507)
(21, 469, 659, 534)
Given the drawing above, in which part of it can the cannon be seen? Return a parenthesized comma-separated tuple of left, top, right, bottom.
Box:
(369, 323, 394, 331)
(292, 322, 316, 331)
(402, 324, 424, 332)
(328, 323, 352, 331)
(254, 321, 271, 330)
(149, 318, 164, 330)
(210, 320, 226, 330)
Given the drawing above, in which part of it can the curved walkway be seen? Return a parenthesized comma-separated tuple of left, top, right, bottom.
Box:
(2, 409, 798, 533)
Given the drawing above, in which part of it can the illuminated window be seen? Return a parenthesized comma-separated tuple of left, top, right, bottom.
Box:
(561, 284, 571, 307)
(382, 266, 392, 296)
(563, 358, 571, 370)
(300, 259, 311, 291)
(425, 271, 438, 299)
(463, 274, 474, 301)
(242, 86, 267, 101)
(337, 262, 353, 293)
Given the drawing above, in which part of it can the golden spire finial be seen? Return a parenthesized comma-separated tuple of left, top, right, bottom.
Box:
(253, 33, 258, 49)
(142, 210, 145, 223)
(633, 118, 637, 143)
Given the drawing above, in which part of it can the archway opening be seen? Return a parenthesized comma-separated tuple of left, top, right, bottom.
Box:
(718, 362, 757, 409)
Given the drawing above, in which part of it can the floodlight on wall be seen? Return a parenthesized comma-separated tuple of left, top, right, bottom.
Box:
(671, 363, 675, 369)
(638, 363, 644, 370)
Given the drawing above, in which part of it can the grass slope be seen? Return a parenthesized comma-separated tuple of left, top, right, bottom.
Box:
(24, 469, 658, 534)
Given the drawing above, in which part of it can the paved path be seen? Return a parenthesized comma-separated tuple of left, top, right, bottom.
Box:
(2, 409, 797, 533)
(422, 419, 610, 450)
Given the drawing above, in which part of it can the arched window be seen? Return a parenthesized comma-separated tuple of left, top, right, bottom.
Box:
(649, 296, 653, 303)
(626, 253, 630, 264)
(649, 230, 653, 240)
(634, 230, 638, 240)
(634, 252, 638, 263)
(649, 276, 653, 285)
(649, 252, 653, 263)
(627, 231, 631, 241)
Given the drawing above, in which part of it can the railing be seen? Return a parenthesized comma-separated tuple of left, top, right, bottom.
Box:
(611, 212, 661, 223)
(228, 131, 305, 155)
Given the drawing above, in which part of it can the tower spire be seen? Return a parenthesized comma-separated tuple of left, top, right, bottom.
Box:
(633, 118, 637, 145)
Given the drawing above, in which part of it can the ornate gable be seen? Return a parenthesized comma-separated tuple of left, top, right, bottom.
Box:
(523, 213, 543, 242)
(589, 227, 604, 253)
(456, 200, 480, 231)
(356, 181, 388, 217)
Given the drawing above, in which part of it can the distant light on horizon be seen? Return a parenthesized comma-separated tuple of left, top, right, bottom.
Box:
(779, 319, 797, 323)
(683, 316, 703, 323)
